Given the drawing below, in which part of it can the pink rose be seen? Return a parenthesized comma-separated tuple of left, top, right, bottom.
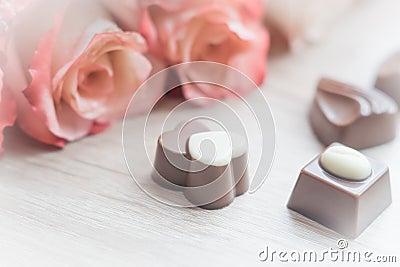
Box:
(3, 0, 152, 147)
(143, 0, 269, 102)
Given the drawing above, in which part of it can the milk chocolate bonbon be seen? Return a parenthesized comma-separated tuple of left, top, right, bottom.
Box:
(287, 143, 392, 238)
(310, 78, 398, 149)
(153, 123, 249, 209)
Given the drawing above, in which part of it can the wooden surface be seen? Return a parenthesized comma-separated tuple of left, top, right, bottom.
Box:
(1, 1, 400, 266)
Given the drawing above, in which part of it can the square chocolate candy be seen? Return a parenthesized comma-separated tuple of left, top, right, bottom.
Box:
(287, 143, 392, 238)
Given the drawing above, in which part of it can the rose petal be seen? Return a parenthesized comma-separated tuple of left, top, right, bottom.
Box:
(46, 0, 123, 75)
(14, 91, 65, 147)
(78, 54, 114, 98)
(59, 31, 151, 121)
(0, 74, 17, 153)
(22, 5, 93, 142)
(228, 24, 269, 87)
(7, 0, 67, 78)
(55, 101, 94, 141)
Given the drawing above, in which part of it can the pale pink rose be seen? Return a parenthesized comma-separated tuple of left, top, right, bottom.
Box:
(143, 0, 269, 103)
(0, 68, 17, 154)
(3, 0, 152, 147)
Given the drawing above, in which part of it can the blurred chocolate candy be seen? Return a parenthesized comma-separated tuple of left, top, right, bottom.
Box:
(310, 78, 397, 149)
(153, 122, 249, 209)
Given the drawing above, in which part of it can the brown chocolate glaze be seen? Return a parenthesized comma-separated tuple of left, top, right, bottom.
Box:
(287, 143, 392, 238)
(375, 52, 400, 106)
(184, 163, 236, 210)
(310, 78, 398, 149)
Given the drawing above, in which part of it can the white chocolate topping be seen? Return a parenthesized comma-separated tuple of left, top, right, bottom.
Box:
(188, 131, 232, 167)
(320, 145, 371, 181)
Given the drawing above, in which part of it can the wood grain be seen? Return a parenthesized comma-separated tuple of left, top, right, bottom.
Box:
(1, 0, 399, 266)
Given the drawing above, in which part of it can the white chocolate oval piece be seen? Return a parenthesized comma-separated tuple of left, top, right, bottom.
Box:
(320, 145, 371, 181)
(188, 131, 232, 167)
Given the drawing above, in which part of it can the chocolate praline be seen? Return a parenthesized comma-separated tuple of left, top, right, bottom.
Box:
(287, 143, 392, 238)
(310, 77, 398, 149)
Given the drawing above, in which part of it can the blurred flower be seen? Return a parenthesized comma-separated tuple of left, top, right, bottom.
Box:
(3, 0, 152, 147)
(143, 0, 269, 103)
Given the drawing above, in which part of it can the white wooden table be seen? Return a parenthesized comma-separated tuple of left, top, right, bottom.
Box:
(1, 0, 399, 266)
